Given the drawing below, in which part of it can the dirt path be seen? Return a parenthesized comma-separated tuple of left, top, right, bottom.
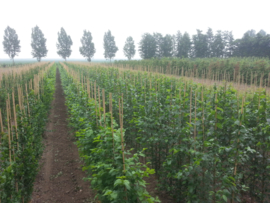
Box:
(31, 68, 95, 203)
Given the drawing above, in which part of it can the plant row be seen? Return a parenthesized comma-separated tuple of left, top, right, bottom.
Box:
(59, 64, 160, 203)
(66, 62, 270, 203)
(114, 57, 270, 86)
(0, 63, 56, 202)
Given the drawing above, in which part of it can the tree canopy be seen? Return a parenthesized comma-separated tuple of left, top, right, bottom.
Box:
(103, 30, 118, 62)
(31, 26, 48, 62)
(79, 30, 96, 62)
(123, 36, 136, 60)
(139, 33, 156, 59)
(3, 26, 21, 64)
(56, 28, 73, 61)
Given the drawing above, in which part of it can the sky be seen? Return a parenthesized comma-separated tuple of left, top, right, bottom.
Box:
(0, 0, 269, 61)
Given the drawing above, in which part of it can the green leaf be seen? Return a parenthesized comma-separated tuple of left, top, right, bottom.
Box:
(123, 180, 131, 190)
(222, 195, 227, 202)
(114, 179, 122, 187)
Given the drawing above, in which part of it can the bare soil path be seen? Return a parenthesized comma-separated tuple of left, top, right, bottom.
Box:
(31, 68, 95, 203)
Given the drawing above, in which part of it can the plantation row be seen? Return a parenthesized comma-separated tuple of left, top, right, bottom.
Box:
(114, 57, 270, 87)
(60, 63, 160, 203)
(65, 62, 270, 203)
(0, 63, 56, 202)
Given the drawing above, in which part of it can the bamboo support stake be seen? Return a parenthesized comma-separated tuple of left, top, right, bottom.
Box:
(6, 100, 12, 164)
(194, 90, 197, 142)
(232, 96, 244, 203)
(215, 92, 217, 131)
(109, 93, 115, 157)
(0, 108, 3, 133)
(121, 93, 124, 125)
(98, 87, 101, 123)
(87, 80, 90, 99)
(25, 84, 30, 117)
(201, 88, 205, 151)
(12, 91, 19, 149)
(102, 89, 106, 127)
(119, 97, 126, 171)
(268, 73, 270, 87)
(189, 86, 192, 125)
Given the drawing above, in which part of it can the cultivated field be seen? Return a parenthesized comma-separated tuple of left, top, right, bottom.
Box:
(1, 59, 270, 202)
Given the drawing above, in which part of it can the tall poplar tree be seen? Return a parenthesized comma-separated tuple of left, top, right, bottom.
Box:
(139, 33, 156, 59)
(180, 32, 192, 58)
(223, 31, 235, 57)
(175, 31, 183, 58)
(56, 28, 73, 61)
(192, 29, 208, 58)
(175, 31, 191, 58)
(123, 36, 136, 60)
(153, 33, 163, 58)
(79, 30, 96, 62)
(103, 30, 118, 62)
(206, 28, 214, 57)
(31, 26, 48, 62)
(212, 30, 224, 57)
(161, 34, 173, 57)
(3, 26, 21, 65)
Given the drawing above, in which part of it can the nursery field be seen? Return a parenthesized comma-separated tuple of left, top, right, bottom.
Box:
(0, 62, 56, 202)
(1, 59, 270, 203)
(63, 61, 270, 203)
(115, 57, 270, 87)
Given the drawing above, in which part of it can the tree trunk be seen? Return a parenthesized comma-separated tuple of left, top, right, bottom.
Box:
(12, 58, 14, 65)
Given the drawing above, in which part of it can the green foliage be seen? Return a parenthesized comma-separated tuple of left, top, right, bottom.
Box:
(139, 33, 156, 59)
(31, 26, 48, 62)
(56, 27, 73, 61)
(65, 62, 270, 202)
(123, 36, 136, 60)
(234, 30, 270, 58)
(0, 65, 56, 202)
(161, 34, 174, 57)
(103, 30, 118, 62)
(2, 26, 21, 64)
(115, 57, 270, 86)
(175, 31, 191, 58)
(60, 65, 160, 203)
(79, 30, 96, 62)
(192, 29, 208, 58)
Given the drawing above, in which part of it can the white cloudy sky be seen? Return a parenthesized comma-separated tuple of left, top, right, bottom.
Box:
(0, 0, 269, 60)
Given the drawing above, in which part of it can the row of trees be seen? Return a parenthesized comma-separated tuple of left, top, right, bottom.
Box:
(1, 26, 123, 63)
(2, 26, 270, 63)
(139, 28, 270, 59)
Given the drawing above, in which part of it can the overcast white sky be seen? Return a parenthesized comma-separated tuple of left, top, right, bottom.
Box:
(0, 0, 269, 61)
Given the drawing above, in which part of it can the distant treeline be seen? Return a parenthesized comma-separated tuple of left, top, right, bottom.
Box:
(138, 29, 270, 59)
(2, 26, 270, 63)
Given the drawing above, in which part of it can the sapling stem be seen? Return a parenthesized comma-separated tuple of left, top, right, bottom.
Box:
(118, 97, 126, 171)
(0, 109, 3, 133)
(6, 99, 11, 164)
(102, 89, 106, 127)
(109, 93, 115, 159)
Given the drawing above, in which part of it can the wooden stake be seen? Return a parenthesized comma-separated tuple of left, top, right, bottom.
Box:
(94, 82, 98, 126)
(109, 93, 115, 158)
(6, 99, 12, 164)
(12, 91, 19, 149)
(98, 87, 101, 123)
(102, 89, 106, 127)
(0, 109, 3, 133)
(119, 97, 125, 171)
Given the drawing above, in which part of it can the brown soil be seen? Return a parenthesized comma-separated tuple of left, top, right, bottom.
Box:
(31, 68, 96, 203)
(144, 174, 174, 203)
